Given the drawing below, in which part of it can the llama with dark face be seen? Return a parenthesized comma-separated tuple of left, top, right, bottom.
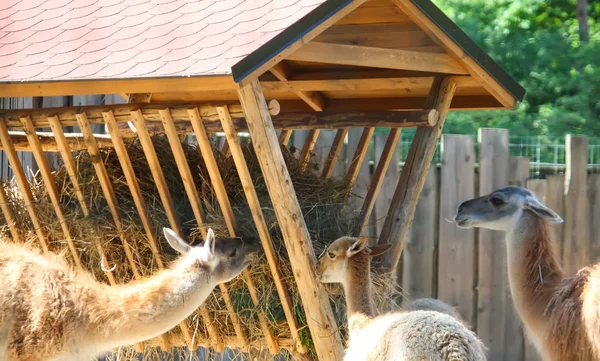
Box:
(455, 185, 600, 361)
(0, 228, 258, 361)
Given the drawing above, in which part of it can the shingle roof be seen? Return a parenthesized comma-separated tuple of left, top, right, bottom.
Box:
(0, 0, 324, 82)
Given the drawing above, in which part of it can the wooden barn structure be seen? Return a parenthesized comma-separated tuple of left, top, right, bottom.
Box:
(0, 0, 525, 359)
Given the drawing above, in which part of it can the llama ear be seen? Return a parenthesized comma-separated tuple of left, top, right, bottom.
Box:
(204, 228, 216, 255)
(524, 197, 563, 223)
(163, 228, 192, 254)
(368, 243, 392, 257)
(347, 237, 369, 257)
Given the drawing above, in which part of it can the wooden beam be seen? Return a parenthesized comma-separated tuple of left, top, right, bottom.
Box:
(322, 128, 348, 178)
(47, 116, 90, 216)
(390, 0, 515, 107)
(299, 130, 320, 170)
(20, 116, 83, 270)
(357, 128, 401, 234)
(278, 129, 293, 146)
(270, 63, 325, 111)
(0, 130, 112, 152)
(287, 42, 469, 75)
(215, 105, 305, 354)
(127, 93, 152, 103)
(0, 180, 21, 243)
(0, 76, 237, 98)
(238, 0, 371, 84)
(236, 78, 344, 361)
(377, 77, 457, 272)
(346, 128, 375, 185)
(0, 118, 49, 252)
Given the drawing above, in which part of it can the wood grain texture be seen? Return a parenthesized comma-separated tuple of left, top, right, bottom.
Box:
(236, 79, 344, 361)
(437, 134, 476, 326)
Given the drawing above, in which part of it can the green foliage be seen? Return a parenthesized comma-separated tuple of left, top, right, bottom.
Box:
(433, 0, 600, 136)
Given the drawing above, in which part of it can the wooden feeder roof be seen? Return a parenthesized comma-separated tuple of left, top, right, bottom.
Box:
(0, 0, 525, 110)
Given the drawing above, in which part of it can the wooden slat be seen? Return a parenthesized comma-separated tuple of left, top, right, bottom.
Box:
(287, 42, 469, 75)
(158, 109, 208, 232)
(322, 128, 348, 178)
(563, 135, 589, 273)
(545, 175, 566, 256)
(279, 129, 293, 146)
(129, 110, 183, 236)
(477, 128, 510, 361)
(337, 3, 411, 25)
(270, 63, 325, 111)
(589, 175, 600, 263)
(377, 76, 457, 272)
(401, 168, 437, 303)
(236, 79, 344, 361)
(20, 116, 83, 270)
(47, 116, 90, 216)
(437, 135, 476, 326)
(298, 129, 320, 170)
(0, 130, 113, 152)
(0, 180, 21, 243)
(346, 128, 375, 185)
(391, 0, 515, 107)
(0, 118, 49, 252)
(358, 128, 400, 233)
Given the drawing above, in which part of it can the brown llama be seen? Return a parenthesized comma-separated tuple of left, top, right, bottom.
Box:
(0, 228, 258, 361)
(317, 236, 487, 361)
(454, 185, 600, 361)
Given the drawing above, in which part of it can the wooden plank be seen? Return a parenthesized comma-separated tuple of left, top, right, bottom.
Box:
(377, 76, 457, 272)
(158, 109, 208, 231)
(0, 180, 21, 243)
(279, 129, 293, 146)
(506, 157, 530, 361)
(322, 128, 348, 178)
(238, 0, 370, 84)
(477, 128, 510, 361)
(270, 63, 325, 111)
(358, 128, 400, 233)
(563, 135, 589, 274)
(75, 113, 141, 278)
(236, 79, 344, 361)
(390, 0, 516, 108)
(437, 135, 476, 326)
(336, 4, 411, 25)
(0, 118, 49, 252)
(0, 130, 113, 152)
(20, 116, 83, 270)
(374, 132, 400, 237)
(47, 116, 90, 216)
(287, 42, 469, 75)
(299, 129, 320, 170)
(589, 175, 600, 263)
(545, 175, 565, 255)
(346, 128, 375, 185)
(127, 93, 152, 103)
(98, 111, 174, 351)
(402, 167, 438, 301)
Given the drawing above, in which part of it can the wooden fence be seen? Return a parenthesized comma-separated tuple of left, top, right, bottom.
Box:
(289, 128, 596, 361)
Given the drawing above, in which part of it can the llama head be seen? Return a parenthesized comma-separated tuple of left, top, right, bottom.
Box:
(163, 228, 259, 283)
(453, 185, 563, 232)
(316, 236, 391, 284)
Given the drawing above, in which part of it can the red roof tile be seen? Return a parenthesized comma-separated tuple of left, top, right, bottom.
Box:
(0, 0, 324, 82)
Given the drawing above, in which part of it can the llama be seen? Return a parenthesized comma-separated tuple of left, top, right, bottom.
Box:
(454, 185, 600, 361)
(317, 236, 487, 361)
(405, 298, 468, 326)
(0, 228, 258, 361)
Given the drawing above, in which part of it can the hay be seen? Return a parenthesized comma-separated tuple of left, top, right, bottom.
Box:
(0, 134, 393, 360)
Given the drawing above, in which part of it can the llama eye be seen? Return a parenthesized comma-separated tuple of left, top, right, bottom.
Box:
(328, 252, 335, 259)
(229, 249, 237, 258)
(490, 197, 504, 206)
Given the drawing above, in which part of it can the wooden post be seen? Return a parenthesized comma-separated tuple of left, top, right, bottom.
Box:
(346, 128, 375, 186)
(322, 128, 348, 179)
(437, 135, 476, 326)
(279, 129, 293, 146)
(477, 128, 510, 361)
(377, 76, 457, 272)
(588, 175, 600, 263)
(237, 79, 344, 361)
(563, 134, 589, 273)
(0, 180, 21, 243)
(299, 129, 320, 170)
(0, 119, 49, 252)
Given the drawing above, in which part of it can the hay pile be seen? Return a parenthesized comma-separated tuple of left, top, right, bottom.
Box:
(0, 134, 392, 360)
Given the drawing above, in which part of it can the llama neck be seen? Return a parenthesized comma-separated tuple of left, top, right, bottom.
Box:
(343, 253, 375, 332)
(506, 211, 565, 341)
(87, 255, 215, 348)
